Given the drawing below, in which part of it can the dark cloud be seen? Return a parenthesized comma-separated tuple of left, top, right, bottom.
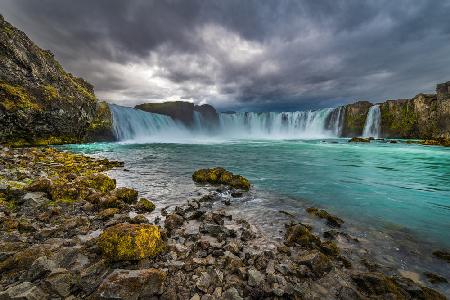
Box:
(1, 0, 449, 111)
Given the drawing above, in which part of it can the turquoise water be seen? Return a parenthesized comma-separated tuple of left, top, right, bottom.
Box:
(65, 139, 450, 248)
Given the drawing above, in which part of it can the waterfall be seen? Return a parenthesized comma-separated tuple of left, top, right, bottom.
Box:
(325, 106, 345, 136)
(218, 109, 338, 139)
(362, 105, 381, 138)
(109, 104, 346, 141)
(109, 104, 190, 142)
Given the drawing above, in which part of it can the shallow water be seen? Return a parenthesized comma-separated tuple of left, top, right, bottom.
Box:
(63, 139, 450, 293)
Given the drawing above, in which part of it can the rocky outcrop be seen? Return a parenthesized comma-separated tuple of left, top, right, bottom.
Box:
(84, 101, 115, 142)
(341, 101, 372, 137)
(437, 81, 450, 101)
(340, 82, 450, 139)
(0, 15, 101, 146)
(379, 92, 450, 139)
(135, 101, 219, 128)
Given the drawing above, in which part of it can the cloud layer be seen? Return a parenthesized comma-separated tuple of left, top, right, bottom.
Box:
(2, 0, 450, 111)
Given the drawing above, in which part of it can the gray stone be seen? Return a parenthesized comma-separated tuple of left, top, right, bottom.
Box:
(196, 271, 212, 293)
(0, 282, 48, 300)
(44, 268, 73, 297)
(222, 287, 243, 300)
(94, 268, 166, 300)
(22, 193, 48, 207)
(247, 268, 265, 287)
(27, 256, 57, 281)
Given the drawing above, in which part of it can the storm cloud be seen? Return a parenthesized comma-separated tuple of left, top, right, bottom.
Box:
(1, 0, 450, 111)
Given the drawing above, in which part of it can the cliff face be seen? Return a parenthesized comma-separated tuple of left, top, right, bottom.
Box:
(380, 94, 437, 138)
(0, 15, 99, 146)
(341, 101, 372, 137)
(85, 101, 116, 142)
(339, 82, 450, 138)
(135, 101, 219, 128)
(375, 82, 450, 138)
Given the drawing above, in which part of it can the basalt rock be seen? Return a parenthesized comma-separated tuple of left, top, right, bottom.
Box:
(0, 15, 99, 146)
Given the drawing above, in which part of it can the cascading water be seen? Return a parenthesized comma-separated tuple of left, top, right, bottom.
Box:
(324, 106, 345, 137)
(218, 109, 337, 139)
(109, 104, 190, 142)
(362, 105, 381, 138)
(109, 104, 346, 141)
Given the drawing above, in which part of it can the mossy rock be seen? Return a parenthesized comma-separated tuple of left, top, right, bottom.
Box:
(192, 167, 250, 190)
(98, 208, 119, 220)
(137, 198, 155, 213)
(99, 195, 123, 209)
(115, 187, 139, 204)
(320, 240, 340, 256)
(284, 223, 321, 248)
(421, 138, 450, 147)
(306, 207, 344, 228)
(348, 137, 370, 143)
(97, 223, 165, 261)
(79, 173, 116, 193)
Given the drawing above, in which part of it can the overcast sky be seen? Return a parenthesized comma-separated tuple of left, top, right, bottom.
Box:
(1, 0, 450, 111)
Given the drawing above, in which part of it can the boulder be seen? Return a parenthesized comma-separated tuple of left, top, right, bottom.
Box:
(164, 213, 184, 233)
(114, 187, 138, 204)
(296, 250, 332, 277)
(97, 223, 165, 261)
(94, 268, 166, 300)
(22, 192, 48, 207)
(284, 224, 321, 248)
(44, 268, 73, 297)
(136, 197, 155, 213)
(306, 207, 344, 228)
(348, 137, 370, 143)
(0, 282, 48, 300)
(192, 167, 250, 190)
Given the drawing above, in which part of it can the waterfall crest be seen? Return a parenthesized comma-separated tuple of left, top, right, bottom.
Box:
(109, 104, 346, 142)
(110, 104, 190, 142)
(362, 105, 381, 138)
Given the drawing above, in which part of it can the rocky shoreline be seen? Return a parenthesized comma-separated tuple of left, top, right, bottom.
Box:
(0, 146, 447, 299)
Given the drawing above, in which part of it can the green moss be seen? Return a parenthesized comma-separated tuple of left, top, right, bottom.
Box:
(137, 198, 156, 212)
(80, 173, 116, 193)
(42, 84, 59, 100)
(192, 167, 251, 190)
(97, 223, 165, 261)
(285, 223, 321, 248)
(0, 82, 41, 111)
(98, 208, 119, 220)
(115, 187, 138, 203)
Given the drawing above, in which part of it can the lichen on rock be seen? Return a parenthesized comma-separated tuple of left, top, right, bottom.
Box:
(97, 223, 165, 261)
(192, 167, 250, 190)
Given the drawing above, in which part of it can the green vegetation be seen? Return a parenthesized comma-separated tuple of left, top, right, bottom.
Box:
(97, 223, 165, 261)
(42, 84, 59, 100)
(192, 167, 251, 190)
(0, 82, 41, 111)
